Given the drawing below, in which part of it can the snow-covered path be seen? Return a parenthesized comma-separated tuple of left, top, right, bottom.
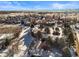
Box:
(14, 27, 34, 57)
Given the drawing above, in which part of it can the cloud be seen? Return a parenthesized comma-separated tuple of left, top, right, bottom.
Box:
(51, 3, 64, 9)
(32, 5, 48, 10)
(0, 1, 79, 10)
(0, 1, 27, 10)
(51, 2, 79, 9)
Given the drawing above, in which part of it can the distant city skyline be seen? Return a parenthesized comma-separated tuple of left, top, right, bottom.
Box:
(0, 1, 79, 10)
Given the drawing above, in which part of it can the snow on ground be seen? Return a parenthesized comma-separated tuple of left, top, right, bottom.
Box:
(14, 27, 34, 57)
(13, 27, 29, 56)
(51, 48, 62, 57)
(0, 26, 34, 57)
(0, 48, 9, 57)
(68, 46, 76, 57)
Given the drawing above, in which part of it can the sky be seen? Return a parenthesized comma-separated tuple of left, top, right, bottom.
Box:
(0, 1, 79, 10)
